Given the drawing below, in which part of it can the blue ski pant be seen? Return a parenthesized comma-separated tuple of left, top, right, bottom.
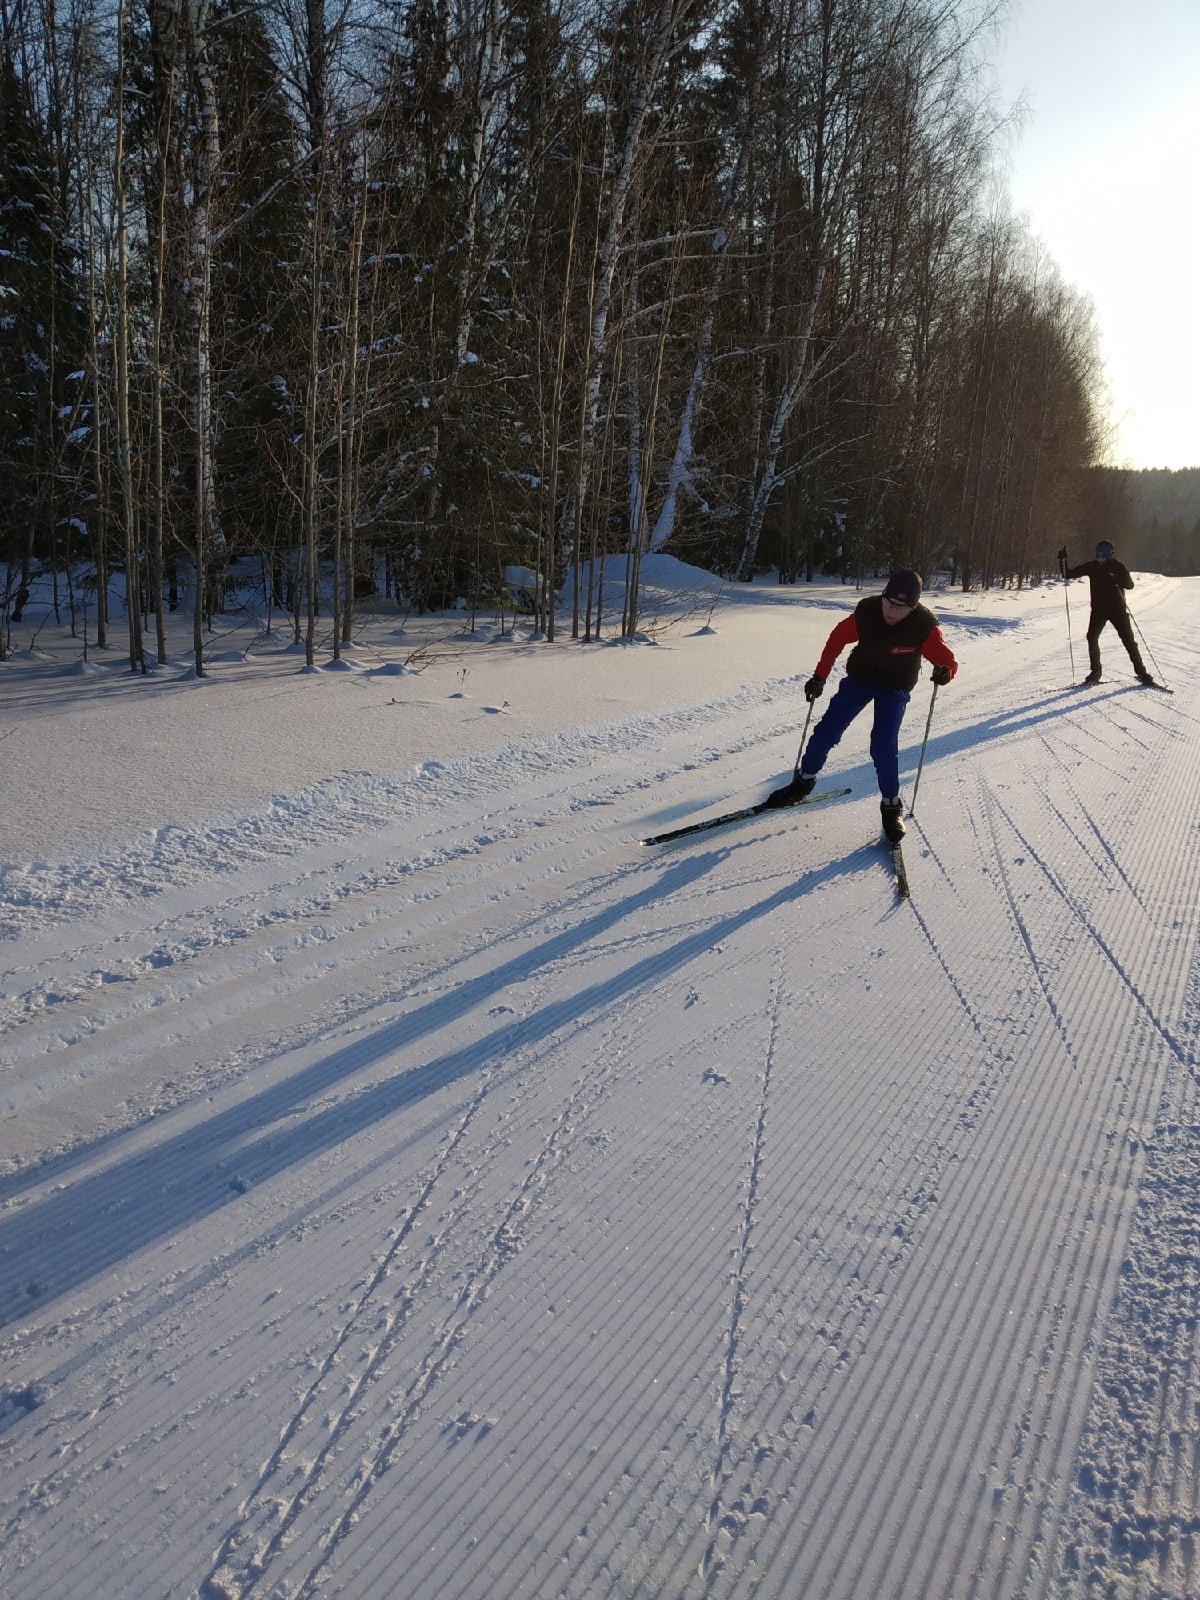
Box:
(800, 673, 910, 797)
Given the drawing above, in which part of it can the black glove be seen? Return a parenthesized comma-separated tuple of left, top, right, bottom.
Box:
(931, 663, 952, 687)
(804, 675, 825, 702)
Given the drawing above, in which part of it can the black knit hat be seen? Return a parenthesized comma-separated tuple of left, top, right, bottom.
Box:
(883, 569, 923, 607)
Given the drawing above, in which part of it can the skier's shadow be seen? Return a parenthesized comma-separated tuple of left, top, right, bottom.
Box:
(902, 680, 1180, 779)
(0, 837, 870, 1331)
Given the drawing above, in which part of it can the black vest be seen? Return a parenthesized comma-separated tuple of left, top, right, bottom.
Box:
(847, 596, 936, 692)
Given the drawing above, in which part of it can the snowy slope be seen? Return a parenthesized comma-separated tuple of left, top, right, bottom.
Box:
(1, 570, 1198, 1599)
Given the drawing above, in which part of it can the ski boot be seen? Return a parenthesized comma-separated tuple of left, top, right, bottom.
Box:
(764, 772, 817, 809)
(881, 797, 906, 843)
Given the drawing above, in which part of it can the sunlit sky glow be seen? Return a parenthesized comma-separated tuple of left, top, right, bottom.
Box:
(992, 0, 1200, 470)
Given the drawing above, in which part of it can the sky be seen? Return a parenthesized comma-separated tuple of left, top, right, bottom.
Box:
(991, 0, 1200, 471)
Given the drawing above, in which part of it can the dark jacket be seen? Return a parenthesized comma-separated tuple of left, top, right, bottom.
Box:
(1064, 558, 1133, 614)
(815, 596, 955, 693)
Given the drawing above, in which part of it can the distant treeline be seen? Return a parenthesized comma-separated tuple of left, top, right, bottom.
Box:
(1083, 468, 1200, 576)
(3, 0, 1113, 672)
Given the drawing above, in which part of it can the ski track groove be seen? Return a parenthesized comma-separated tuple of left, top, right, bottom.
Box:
(757, 925, 1063, 1592)
(905, 822, 959, 900)
(767, 1003, 1146, 1595)
(198, 1067, 500, 1599)
(411, 857, 900, 1600)
(988, 793, 1191, 1069)
(720, 681, 1196, 1593)
(0, 818, 623, 1073)
(459, 912, 811, 1600)
(294, 1001, 693, 1600)
(0, 673, 817, 945)
(700, 954, 786, 1590)
(204, 855, 806, 1599)
(975, 783, 1083, 1070)
(493, 1092, 744, 1600)
(1034, 732, 1147, 910)
(310, 1036, 672, 1600)
(705, 890, 1025, 1595)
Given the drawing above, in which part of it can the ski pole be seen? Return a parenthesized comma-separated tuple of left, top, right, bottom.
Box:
(1129, 607, 1168, 687)
(792, 695, 817, 774)
(1062, 570, 1075, 682)
(907, 682, 939, 817)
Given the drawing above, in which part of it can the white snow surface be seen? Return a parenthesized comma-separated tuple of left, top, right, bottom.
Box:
(2, 561, 1199, 1599)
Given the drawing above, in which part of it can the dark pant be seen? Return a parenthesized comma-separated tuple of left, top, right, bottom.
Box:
(801, 673, 910, 797)
(1087, 608, 1145, 677)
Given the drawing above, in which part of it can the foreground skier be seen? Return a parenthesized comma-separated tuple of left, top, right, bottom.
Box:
(765, 570, 957, 842)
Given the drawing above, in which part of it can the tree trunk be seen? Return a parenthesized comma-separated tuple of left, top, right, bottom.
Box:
(113, 0, 146, 672)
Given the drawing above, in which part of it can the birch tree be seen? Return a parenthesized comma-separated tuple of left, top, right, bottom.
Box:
(569, 0, 703, 553)
(648, 0, 769, 554)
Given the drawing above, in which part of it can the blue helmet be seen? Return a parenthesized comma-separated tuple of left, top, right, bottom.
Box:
(1095, 540, 1115, 558)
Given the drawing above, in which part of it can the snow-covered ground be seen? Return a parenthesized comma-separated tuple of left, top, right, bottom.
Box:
(2, 561, 1198, 1600)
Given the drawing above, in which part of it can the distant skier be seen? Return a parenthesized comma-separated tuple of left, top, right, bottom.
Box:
(764, 569, 958, 843)
(1058, 540, 1155, 686)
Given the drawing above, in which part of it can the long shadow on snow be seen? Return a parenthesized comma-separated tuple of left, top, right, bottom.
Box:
(0, 688, 1096, 1217)
(896, 682, 1163, 781)
(0, 836, 873, 1329)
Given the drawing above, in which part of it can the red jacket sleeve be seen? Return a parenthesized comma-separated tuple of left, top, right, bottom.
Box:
(921, 625, 957, 677)
(814, 614, 858, 679)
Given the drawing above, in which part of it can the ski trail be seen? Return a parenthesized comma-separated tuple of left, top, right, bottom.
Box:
(198, 1072, 496, 1599)
(698, 698, 1196, 1598)
(1046, 938, 1200, 1599)
(905, 822, 960, 899)
(284, 1099, 577, 1600)
(196, 855, 839, 1598)
(976, 783, 1083, 1069)
(987, 792, 1190, 1067)
(1035, 731, 1147, 909)
(700, 954, 785, 1589)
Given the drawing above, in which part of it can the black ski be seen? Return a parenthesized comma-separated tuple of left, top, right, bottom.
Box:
(641, 787, 851, 846)
(1070, 680, 1173, 695)
(888, 840, 910, 899)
